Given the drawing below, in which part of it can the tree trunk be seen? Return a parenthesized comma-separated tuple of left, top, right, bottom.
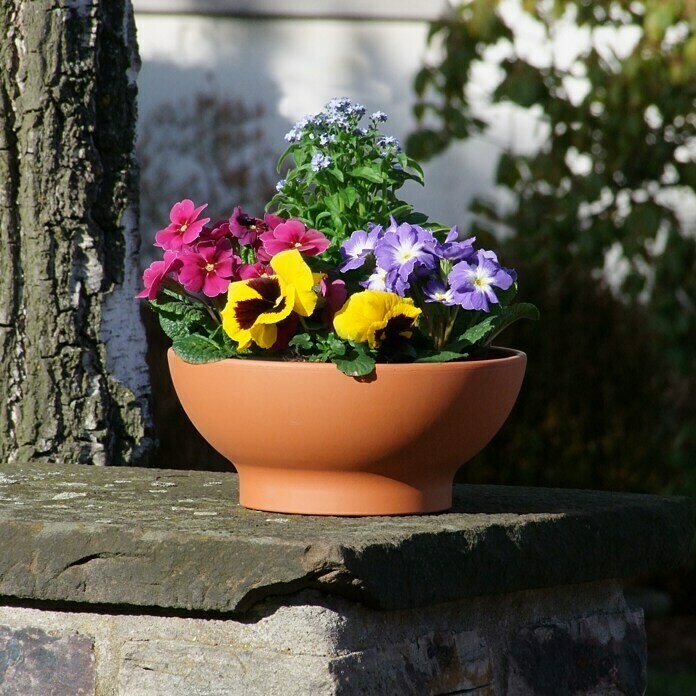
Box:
(0, 1, 153, 466)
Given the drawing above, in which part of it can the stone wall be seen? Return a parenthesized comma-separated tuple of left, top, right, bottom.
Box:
(0, 582, 644, 696)
(0, 461, 692, 694)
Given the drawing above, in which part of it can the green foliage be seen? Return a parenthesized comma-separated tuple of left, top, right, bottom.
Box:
(171, 333, 236, 364)
(410, 0, 696, 499)
(269, 100, 426, 263)
(289, 331, 348, 363)
(447, 302, 540, 353)
(150, 293, 215, 342)
(149, 292, 236, 363)
(333, 342, 377, 377)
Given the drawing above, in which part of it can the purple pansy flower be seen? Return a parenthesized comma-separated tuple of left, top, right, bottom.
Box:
(436, 227, 477, 262)
(339, 225, 383, 271)
(383, 265, 418, 296)
(449, 250, 516, 312)
(374, 219, 438, 295)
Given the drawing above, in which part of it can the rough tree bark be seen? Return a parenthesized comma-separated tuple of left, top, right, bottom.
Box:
(0, 1, 153, 466)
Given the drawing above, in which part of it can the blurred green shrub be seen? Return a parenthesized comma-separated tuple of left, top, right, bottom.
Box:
(412, 0, 696, 496)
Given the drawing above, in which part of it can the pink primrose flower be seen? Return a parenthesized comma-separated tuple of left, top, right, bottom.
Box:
(199, 220, 232, 244)
(260, 219, 330, 257)
(136, 250, 181, 300)
(155, 199, 210, 251)
(264, 213, 285, 230)
(178, 240, 240, 297)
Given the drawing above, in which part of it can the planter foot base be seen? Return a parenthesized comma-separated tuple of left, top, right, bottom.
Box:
(237, 467, 453, 516)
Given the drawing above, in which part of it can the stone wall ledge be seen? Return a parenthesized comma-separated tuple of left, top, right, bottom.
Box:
(0, 462, 692, 615)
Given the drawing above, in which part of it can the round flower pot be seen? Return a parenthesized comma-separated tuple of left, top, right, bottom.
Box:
(167, 347, 527, 516)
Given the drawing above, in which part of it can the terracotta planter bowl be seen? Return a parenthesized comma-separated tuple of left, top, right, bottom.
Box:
(167, 347, 527, 516)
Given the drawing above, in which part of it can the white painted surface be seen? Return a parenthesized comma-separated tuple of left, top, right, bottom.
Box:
(133, 0, 450, 21)
(134, 12, 518, 252)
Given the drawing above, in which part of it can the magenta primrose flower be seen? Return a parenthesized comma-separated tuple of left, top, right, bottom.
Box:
(136, 250, 181, 300)
(178, 240, 240, 297)
(155, 199, 210, 251)
(201, 219, 233, 244)
(260, 219, 330, 257)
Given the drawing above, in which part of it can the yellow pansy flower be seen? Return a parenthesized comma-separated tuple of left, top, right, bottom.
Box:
(333, 290, 421, 349)
(221, 249, 318, 350)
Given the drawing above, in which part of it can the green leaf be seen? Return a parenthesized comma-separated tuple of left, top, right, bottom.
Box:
(450, 316, 497, 350)
(414, 67, 434, 97)
(449, 303, 539, 351)
(276, 143, 295, 171)
(171, 334, 236, 364)
(321, 333, 347, 357)
(340, 186, 358, 209)
(496, 282, 518, 307)
(349, 166, 383, 184)
(328, 167, 345, 183)
(405, 211, 429, 225)
(414, 350, 466, 363)
(150, 297, 209, 342)
(158, 314, 190, 341)
(493, 61, 548, 108)
(388, 203, 414, 220)
(292, 148, 308, 168)
(289, 333, 313, 351)
(496, 152, 522, 189)
(405, 129, 448, 161)
(324, 192, 342, 216)
(333, 343, 376, 377)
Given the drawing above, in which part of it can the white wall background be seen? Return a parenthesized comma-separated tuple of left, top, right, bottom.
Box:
(133, 4, 527, 256)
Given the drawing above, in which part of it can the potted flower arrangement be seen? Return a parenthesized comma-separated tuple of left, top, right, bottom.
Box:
(139, 98, 538, 516)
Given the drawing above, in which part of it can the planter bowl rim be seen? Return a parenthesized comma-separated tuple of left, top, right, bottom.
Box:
(167, 346, 526, 373)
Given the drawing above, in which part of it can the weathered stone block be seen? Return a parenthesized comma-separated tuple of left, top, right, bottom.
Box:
(0, 625, 95, 696)
(329, 629, 493, 695)
(119, 640, 334, 696)
(507, 610, 646, 696)
(0, 462, 691, 615)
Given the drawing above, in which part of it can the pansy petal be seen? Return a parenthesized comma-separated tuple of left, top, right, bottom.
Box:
(270, 249, 318, 317)
(253, 285, 294, 325)
(333, 290, 420, 348)
(250, 323, 278, 349)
